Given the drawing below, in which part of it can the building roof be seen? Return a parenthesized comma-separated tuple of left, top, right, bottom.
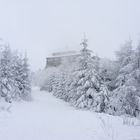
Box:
(47, 51, 81, 58)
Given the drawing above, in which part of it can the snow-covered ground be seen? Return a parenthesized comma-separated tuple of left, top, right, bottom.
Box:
(0, 87, 140, 140)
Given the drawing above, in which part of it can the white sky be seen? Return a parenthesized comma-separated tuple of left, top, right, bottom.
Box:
(0, 0, 140, 71)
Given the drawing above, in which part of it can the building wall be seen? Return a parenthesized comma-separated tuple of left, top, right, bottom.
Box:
(46, 54, 81, 68)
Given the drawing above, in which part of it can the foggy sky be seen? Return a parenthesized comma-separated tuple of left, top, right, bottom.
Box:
(0, 0, 140, 71)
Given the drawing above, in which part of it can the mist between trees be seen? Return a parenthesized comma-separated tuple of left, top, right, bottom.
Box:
(32, 38, 140, 118)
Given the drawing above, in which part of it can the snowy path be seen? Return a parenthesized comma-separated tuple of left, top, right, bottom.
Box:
(0, 87, 140, 140)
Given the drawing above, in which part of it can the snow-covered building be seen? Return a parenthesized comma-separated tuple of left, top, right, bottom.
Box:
(45, 51, 81, 68)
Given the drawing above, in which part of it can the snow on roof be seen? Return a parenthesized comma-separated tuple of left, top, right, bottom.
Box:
(47, 51, 81, 58)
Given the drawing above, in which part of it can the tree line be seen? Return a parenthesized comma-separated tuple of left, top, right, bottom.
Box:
(34, 38, 140, 118)
(0, 40, 31, 103)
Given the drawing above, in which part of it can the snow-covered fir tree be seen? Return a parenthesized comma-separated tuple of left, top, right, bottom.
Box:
(67, 38, 109, 112)
(0, 40, 31, 102)
(12, 53, 31, 100)
(18, 55, 31, 100)
(109, 40, 140, 117)
(115, 40, 134, 87)
(0, 45, 13, 102)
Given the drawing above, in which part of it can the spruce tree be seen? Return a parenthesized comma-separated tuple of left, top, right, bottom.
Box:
(110, 40, 140, 116)
(0, 46, 13, 102)
(20, 55, 31, 100)
(68, 37, 108, 111)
